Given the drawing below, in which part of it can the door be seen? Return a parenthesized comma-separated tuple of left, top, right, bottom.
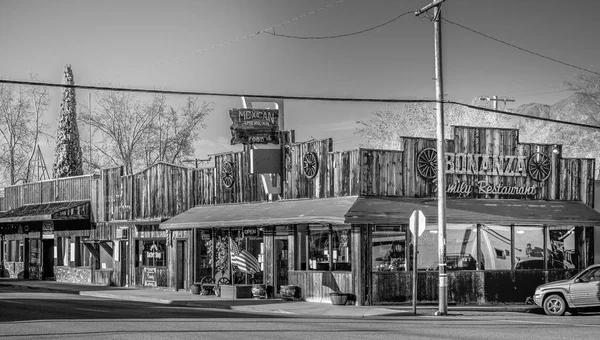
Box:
(176, 240, 187, 290)
(42, 239, 54, 279)
(275, 238, 288, 295)
(570, 267, 600, 306)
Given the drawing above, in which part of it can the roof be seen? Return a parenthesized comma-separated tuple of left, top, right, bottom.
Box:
(160, 196, 359, 230)
(345, 197, 600, 226)
(0, 200, 90, 223)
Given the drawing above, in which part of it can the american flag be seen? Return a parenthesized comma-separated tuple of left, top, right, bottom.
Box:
(230, 240, 260, 275)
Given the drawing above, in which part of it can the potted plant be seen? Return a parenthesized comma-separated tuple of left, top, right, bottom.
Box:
(329, 291, 348, 305)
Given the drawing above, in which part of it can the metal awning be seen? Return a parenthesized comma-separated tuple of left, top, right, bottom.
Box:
(160, 196, 359, 230)
(345, 197, 600, 226)
(108, 218, 164, 226)
(0, 200, 90, 224)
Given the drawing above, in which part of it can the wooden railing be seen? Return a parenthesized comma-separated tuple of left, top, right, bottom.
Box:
(0, 174, 97, 212)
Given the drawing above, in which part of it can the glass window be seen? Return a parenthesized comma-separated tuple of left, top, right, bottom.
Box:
(480, 225, 511, 270)
(308, 225, 329, 271)
(138, 239, 167, 267)
(296, 225, 351, 272)
(197, 229, 212, 278)
(548, 227, 576, 269)
(446, 224, 478, 270)
(514, 226, 544, 270)
(372, 226, 407, 272)
(331, 227, 351, 271)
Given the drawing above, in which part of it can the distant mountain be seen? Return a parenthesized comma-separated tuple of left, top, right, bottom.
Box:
(514, 93, 598, 125)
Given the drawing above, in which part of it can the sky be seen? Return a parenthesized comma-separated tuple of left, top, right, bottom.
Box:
(1, 0, 599, 169)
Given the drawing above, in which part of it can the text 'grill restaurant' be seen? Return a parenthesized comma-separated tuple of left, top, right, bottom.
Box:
(2, 125, 600, 305)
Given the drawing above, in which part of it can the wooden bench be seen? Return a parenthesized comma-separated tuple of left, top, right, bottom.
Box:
(200, 276, 230, 296)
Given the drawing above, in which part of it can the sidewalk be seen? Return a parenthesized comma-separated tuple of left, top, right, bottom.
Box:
(0, 278, 538, 317)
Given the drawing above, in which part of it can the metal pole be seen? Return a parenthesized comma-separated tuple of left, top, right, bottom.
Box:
(433, 5, 448, 316)
(88, 92, 92, 174)
(492, 95, 498, 111)
(412, 226, 418, 315)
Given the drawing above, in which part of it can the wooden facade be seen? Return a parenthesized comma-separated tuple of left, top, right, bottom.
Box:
(1, 125, 598, 305)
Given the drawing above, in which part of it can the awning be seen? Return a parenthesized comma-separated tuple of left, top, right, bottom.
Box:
(108, 218, 164, 226)
(0, 200, 90, 224)
(345, 197, 600, 226)
(160, 196, 358, 230)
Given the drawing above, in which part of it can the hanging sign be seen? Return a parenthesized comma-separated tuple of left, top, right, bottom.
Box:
(229, 108, 279, 145)
(42, 221, 54, 239)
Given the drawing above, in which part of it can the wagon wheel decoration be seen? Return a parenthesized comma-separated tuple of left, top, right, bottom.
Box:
(302, 152, 319, 179)
(417, 148, 438, 180)
(527, 152, 551, 182)
(221, 161, 235, 188)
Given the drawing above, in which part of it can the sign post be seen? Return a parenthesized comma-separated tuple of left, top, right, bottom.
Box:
(409, 210, 426, 315)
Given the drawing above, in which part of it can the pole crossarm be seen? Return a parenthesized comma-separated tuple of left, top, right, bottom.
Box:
(414, 0, 448, 16)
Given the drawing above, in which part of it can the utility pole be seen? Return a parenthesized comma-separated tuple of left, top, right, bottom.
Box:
(415, 0, 448, 316)
(478, 95, 515, 110)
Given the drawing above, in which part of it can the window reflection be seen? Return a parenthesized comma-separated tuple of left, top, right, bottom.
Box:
(372, 226, 407, 272)
(547, 227, 576, 269)
(480, 225, 511, 270)
(514, 226, 544, 270)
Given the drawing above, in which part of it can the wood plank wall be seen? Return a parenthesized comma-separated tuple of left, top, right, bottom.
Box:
(284, 138, 334, 199)
(2, 126, 596, 216)
(0, 175, 96, 212)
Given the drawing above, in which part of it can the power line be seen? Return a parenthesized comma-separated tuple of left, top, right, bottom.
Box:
(442, 18, 600, 77)
(1, 78, 599, 131)
(265, 11, 413, 39)
(102, 0, 347, 81)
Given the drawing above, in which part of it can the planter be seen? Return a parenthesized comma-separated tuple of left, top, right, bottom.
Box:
(330, 292, 348, 305)
(252, 284, 267, 299)
(190, 283, 201, 295)
(280, 285, 297, 301)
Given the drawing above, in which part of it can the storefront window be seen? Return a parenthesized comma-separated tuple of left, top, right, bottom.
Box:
(547, 227, 576, 269)
(309, 225, 329, 271)
(446, 224, 478, 270)
(372, 226, 407, 272)
(138, 240, 167, 267)
(480, 224, 512, 270)
(297, 225, 352, 272)
(331, 227, 351, 271)
(514, 226, 544, 270)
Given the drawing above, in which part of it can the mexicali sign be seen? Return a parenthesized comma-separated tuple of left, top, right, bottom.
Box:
(445, 153, 528, 177)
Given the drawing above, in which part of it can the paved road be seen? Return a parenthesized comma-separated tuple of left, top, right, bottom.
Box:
(2, 286, 600, 340)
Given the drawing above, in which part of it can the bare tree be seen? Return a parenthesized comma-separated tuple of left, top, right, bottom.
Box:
(141, 96, 213, 166)
(355, 98, 518, 150)
(0, 76, 51, 186)
(80, 91, 213, 174)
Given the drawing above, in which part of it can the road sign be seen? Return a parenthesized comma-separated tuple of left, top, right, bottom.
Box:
(409, 210, 426, 237)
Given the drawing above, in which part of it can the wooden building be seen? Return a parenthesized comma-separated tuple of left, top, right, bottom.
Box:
(160, 125, 600, 305)
(2, 125, 600, 306)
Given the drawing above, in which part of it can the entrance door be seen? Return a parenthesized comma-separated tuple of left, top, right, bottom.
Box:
(274, 238, 289, 295)
(42, 239, 54, 280)
(176, 240, 187, 290)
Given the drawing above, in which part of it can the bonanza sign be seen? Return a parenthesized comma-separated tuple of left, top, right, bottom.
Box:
(445, 152, 528, 177)
(229, 108, 279, 145)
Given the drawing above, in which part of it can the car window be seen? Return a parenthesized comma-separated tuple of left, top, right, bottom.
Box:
(579, 268, 600, 282)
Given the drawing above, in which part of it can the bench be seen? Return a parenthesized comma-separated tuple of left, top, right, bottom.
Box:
(200, 276, 230, 296)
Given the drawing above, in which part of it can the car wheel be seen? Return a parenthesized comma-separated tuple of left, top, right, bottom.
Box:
(543, 294, 567, 316)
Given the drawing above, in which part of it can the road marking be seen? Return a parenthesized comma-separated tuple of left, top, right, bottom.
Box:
(75, 308, 111, 313)
(499, 318, 600, 328)
(422, 315, 600, 328)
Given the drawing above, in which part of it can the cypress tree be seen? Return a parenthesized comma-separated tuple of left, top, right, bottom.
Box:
(53, 64, 83, 178)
